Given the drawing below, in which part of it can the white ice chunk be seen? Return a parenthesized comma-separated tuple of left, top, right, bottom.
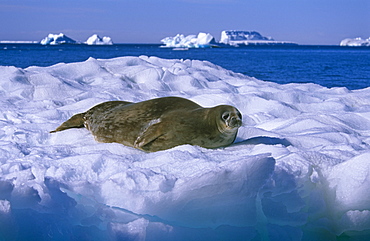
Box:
(161, 32, 216, 48)
(340, 37, 370, 46)
(40, 33, 77, 45)
(0, 200, 11, 214)
(220, 30, 297, 46)
(85, 34, 113, 45)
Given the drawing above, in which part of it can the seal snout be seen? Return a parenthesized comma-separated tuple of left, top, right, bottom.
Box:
(229, 115, 242, 128)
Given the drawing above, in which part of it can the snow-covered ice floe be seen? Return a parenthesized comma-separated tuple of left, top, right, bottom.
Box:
(161, 32, 216, 48)
(85, 34, 113, 45)
(340, 37, 370, 47)
(1, 56, 370, 240)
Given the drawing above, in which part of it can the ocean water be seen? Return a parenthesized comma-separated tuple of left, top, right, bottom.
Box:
(1, 43, 369, 90)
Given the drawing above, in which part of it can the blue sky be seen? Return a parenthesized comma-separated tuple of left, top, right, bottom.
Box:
(0, 0, 369, 45)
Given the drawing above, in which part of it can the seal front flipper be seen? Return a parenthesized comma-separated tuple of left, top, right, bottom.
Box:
(134, 119, 163, 150)
(50, 113, 85, 133)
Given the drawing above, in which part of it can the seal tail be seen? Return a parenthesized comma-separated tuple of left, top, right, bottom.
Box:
(50, 113, 85, 133)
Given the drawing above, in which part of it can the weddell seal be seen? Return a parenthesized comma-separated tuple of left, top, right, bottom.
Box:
(50, 97, 242, 152)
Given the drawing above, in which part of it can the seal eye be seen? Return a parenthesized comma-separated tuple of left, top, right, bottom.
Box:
(222, 112, 230, 121)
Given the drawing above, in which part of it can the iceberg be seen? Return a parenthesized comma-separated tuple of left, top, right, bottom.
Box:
(340, 37, 370, 46)
(0, 56, 370, 240)
(40, 33, 78, 45)
(0, 41, 38, 44)
(220, 30, 272, 43)
(161, 32, 216, 48)
(220, 30, 297, 46)
(85, 34, 113, 45)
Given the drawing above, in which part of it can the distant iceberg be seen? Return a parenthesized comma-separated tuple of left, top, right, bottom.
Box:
(0, 40, 38, 44)
(340, 37, 370, 46)
(40, 33, 77, 45)
(220, 30, 272, 43)
(85, 34, 113, 45)
(161, 32, 216, 48)
(220, 30, 297, 46)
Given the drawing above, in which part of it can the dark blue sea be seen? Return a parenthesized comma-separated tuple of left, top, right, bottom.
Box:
(1, 44, 369, 90)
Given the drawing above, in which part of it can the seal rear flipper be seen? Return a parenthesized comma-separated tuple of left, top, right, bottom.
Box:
(50, 113, 85, 133)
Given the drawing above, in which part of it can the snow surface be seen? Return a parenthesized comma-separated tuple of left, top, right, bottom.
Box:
(220, 30, 297, 46)
(1, 56, 370, 240)
(161, 32, 216, 48)
(85, 34, 113, 45)
(340, 37, 370, 47)
(40, 33, 78, 45)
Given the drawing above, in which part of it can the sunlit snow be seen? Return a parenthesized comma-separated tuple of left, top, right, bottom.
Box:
(0, 56, 370, 240)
